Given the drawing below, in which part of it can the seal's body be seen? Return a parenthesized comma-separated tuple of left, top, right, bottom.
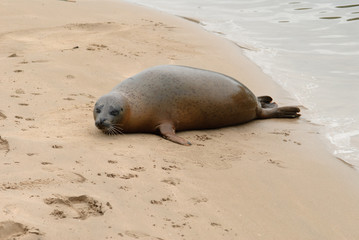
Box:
(94, 65, 300, 145)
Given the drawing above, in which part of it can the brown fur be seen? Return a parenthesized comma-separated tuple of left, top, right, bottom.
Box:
(94, 65, 300, 145)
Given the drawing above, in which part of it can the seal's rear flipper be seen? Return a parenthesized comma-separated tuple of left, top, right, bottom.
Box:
(157, 122, 192, 146)
(257, 95, 278, 108)
(258, 106, 301, 119)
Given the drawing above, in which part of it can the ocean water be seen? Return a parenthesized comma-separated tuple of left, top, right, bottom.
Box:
(125, 0, 359, 167)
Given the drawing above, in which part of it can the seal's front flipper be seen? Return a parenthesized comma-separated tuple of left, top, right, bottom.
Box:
(158, 122, 191, 146)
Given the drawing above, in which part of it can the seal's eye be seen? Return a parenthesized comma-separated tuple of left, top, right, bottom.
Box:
(96, 108, 101, 114)
(110, 110, 119, 116)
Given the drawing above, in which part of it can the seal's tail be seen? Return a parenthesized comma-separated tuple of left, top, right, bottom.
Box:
(257, 96, 301, 119)
(258, 106, 301, 119)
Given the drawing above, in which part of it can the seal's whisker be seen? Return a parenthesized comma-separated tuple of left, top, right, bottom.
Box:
(112, 124, 124, 130)
(110, 127, 117, 136)
(104, 125, 124, 136)
(105, 127, 116, 136)
(113, 126, 125, 135)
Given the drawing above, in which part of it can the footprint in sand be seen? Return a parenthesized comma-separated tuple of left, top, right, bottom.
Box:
(8, 53, 19, 58)
(266, 159, 286, 168)
(63, 97, 75, 101)
(51, 145, 63, 149)
(124, 230, 164, 240)
(150, 197, 173, 205)
(27, 153, 39, 156)
(195, 134, 212, 141)
(130, 167, 146, 172)
(56, 172, 86, 183)
(161, 177, 181, 186)
(0, 136, 10, 154)
(1, 171, 86, 191)
(44, 194, 108, 220)
(161, 165, 179, 171)
(1, 178, 55, 191)
(0, 111, 7, 120)
(190, 197, 208, 205)
(104, 172, 138, 179)
(107, 160, 118, 164)
(0, 221, 42, 239)
(15, 89, 25, 94)
(86, 43, 109, 51)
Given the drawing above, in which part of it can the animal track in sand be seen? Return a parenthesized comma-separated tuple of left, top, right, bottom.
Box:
(0, 136, 10, 154)
(1, 172, 85, 191)
(8, 53, 19, 58)
(107, 160, 118, 164)
(150, 197, 173, 205)
(63, 97, 75, 101)
(52, 145, 63, 149)
(0, 221, 42, 239)
(1, 178, 55, 191)
(68, 93, 95, 99)
(44, 194, 107, 220)
(195, 134, 212, 141)
(64, 22, 116, 31)
(57, 172, 86, 183)
(211, 222, 222, 227)
(130, 167, 145, 172)
(32, 59, 49, 63)
(104, 172, 138, 179)
(26, 153, 39, 156)
(0, 111, 7, 120)
(161, 177, 181, 186)
(86, 43, 109, 51)
(270, 130, 290, 137)
(66, 74, 75, 79)
(190, 197, 208, 204)
(161, 165, 179, 171)
(282, 138, 302, 146)
(124, 230, 164, 240)
(162, 217, 190, 230)
(266, 159, 286, 168)
(15, 89, 25, 94)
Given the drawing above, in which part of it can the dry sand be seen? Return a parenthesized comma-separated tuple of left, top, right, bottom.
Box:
(1, 0, 359, 239)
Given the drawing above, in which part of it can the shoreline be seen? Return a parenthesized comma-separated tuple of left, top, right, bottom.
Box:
(1, 0, 359, 239)
(126, 0, 359, 168)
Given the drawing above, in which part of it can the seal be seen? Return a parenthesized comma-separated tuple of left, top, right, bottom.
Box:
(94, 65, 300, 145)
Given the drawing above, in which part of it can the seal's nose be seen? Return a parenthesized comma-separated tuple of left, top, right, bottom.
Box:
(95, 118, 106, 129)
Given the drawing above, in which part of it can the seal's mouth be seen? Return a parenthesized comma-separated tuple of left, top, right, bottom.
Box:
(96, 123, 124, 135)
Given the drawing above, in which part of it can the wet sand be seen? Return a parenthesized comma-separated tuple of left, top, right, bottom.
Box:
(1, 0, 359, 239)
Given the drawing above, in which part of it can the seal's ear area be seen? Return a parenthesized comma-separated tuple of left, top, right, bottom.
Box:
(157, 122, 192, 146)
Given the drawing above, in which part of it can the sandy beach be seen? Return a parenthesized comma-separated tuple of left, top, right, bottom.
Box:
(1, 0, 359, 239)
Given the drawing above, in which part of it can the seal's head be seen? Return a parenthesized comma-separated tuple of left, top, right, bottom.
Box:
(93, 93, 127, 135)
